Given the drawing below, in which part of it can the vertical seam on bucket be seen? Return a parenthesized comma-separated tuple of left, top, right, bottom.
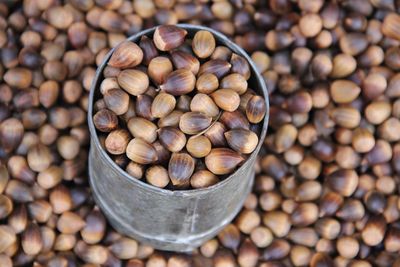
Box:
(190, 198, 200, 232)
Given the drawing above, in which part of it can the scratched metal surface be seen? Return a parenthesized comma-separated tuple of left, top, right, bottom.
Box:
(87, 24, 269, 252)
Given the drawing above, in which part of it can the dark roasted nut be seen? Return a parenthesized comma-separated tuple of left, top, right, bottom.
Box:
(151, 93, 175, 119)
(179, 112, 212, 135)
(198, 59, 232, 79)
(196, 73, 219, 94)
(145, 165, 170, 188)
(127, 117, 157, 143)
(220, 110, 250, 130)
(105, 129, 130, 155)
(326, 169, 359, 197)
(192, 30, 216, 59)
(186, 135, 212, 158)
(93, 109, 118, 133)
(205, 148, 244, 175)
(246, 95, 267, 124)
(126, 138, 158, 164)
(211, 89, 240, 112)
(231, 53, 250, 80)
(225, 129, 258, 154)
(135, 94, 154, 121)
(108, 41, 143, 68)
(170, 50, 200, 75)
(153, 25, 187, 51)
(148, 56, 173, 85)
(158, 127, 186, 153)
(190, 94, 220, 118)
(103, 89, 130, 115)
(117, 69, 149, 96)
(139, 36, 159, 65)
(204, 121, 227, 147)
(159, 69, 196, 96)
(168, 152, 194, 188)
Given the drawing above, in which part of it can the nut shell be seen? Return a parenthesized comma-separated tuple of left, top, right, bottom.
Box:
(196, 73, 219, 94)
(191, 170, 219, 189)
(146, 166, 170, 188)
(179, 112, 212, 135)
(153, 25, 188, 51)
(127, 117, 157, 143)
(126, 138, 158, 164)
(103, 89, 130, 116)
(186, 135, 212, 158)
(160, 69, 196, 96)
(192, 30, 216, 59)
(117, 69, 149, 96)
(108, 41, 143, 68)
(93, 109, 118, 133)
(225, 129, 258, 154)
(198, 59, 232, 79)
(246, 95, 266, 124)
(205, 148, 244, 175)
(105, 129, 130, 155)
(158, 127, 187, 153)
(168, 152, 195, 188)
(220, 74, 248, 95)
(170, 51, 200, 75)
(148, 56, 173, 85)
(151, 93, 176, 119)
(190, 94, 220, 118)
(211, 89, 240, 112)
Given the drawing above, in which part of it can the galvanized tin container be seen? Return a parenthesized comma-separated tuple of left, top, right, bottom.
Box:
(87, 24, 269, 252)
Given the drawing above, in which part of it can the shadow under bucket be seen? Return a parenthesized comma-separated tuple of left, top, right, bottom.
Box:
(87, 24, 269, 252)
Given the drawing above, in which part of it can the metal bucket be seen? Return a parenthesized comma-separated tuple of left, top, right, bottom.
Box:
(87, 24, 269, 252)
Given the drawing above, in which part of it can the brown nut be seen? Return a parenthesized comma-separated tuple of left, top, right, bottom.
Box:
(196, 73, 219, 94)
(108, 41, 143, 68)
(220, 73, 248, 95)
(205, 148, 244, 175)
(127, 117, 158, 143)
(211, 89, 240, 112)
(190, 170, 219, 189)
(93, 109, 118, 133)
(103, 89, 130, 116)
(126, 138, 158, 164)
(179, 112, 212, 135)
(190, 93, 220, 118)
(153, 25, 187, 51)
(186, 135, 212, 158)
(151, 92, 176, 119)
(105, 129, 130, 155)
(192, 30, 216, 59)
(146, 166, 170, 188)
(168, 152, 195, 188)
(158, 127, 187, 153)
(159, 69, 196, 96)
(170, 50, 200, 75)
(198, 59, 232, 79)
(246, 95, 267, 124)
(117, 69, 149, 96)
(148, 56, 173, 85)
(224, 129, 258, 154)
